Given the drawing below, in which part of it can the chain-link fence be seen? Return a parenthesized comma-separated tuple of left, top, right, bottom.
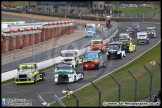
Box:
(1, 22, 117, 73)
(56, 61, 161, 107)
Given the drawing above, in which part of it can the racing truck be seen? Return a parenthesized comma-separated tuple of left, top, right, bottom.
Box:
(85, 24, 96, 38)
(54, 63, 84, 84)
(60, 49, 81, 68)
(105, 16, 111, 28)
(131, 23, 140, 32)
(119, 33, 131, 39)
(120, 37, 136, 53)
(82, 51, 105, 70)
(90, 39, 107, 53)
(146, 27, 157, 38)
(137, 31, 150, 44)
(112, 37, 120, 42)
(126, 27, 136, 38)
(106, 42, 126, 60)
(15, 63, 45, 84)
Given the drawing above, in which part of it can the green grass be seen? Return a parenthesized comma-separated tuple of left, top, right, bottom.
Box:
(2, 1, 36, 7)
(51, 41, 161, 106)
(97, 7, 160, 18)
(117, 7, 159, 17)
(1, 18, 17, 22)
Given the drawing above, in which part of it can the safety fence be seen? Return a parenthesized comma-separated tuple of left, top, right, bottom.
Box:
(1, 21, 117, 73)
(53, 61, 161, 107)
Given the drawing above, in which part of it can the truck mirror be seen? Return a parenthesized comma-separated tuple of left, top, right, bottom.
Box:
(85, 25, 86, 28)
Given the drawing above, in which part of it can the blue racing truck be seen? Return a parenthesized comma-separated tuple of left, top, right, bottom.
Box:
(85, 24, 96, 38)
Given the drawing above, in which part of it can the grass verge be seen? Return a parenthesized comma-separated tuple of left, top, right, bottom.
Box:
(51, 41, 161, 106)
(1, 18, 17, 22)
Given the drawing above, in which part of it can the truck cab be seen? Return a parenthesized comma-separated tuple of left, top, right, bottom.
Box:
(137, 31, 150, 44)
(90, 39, 106, 53)
(15, 63, 45, 84)
(60, 50, 80, 68)
(146, 27, 156, 38)
(85, 24, 96, 37)
(54, 63, 83, 84)
(82, 51, 105, 70)
(106, 42, 126, 60)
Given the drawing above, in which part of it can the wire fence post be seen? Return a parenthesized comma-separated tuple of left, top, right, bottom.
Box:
(143, 65, 153, 102)
(110, 75, 121, 102)
(156, 61, 161, 67)
(67, 87, 79, 107)
(90, 80, 101, 107)
(128, 70, 138, 102)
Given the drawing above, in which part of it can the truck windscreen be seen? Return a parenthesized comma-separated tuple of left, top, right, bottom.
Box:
(86, 26, 93, 31)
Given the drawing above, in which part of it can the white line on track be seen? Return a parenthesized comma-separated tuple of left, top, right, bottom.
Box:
(5, 92, 22, 93)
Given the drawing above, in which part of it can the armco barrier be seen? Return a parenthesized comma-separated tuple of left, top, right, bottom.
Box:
(24, 11, 160, 22)
(2, 9, 22, 13)
(1, 25, 118, 82)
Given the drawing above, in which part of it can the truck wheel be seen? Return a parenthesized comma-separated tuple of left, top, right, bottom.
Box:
(74, 76, 77, 83)
(107, 55, 110, 60)
(97, 64, 100, 70)
(42, 73, 45, 80)
(120, 54, 123, 59)
(83, 66, 86, 70)
(103, 62, 106, 67)
(147, 41, 149, 44)
(80, 73, 84, 79)
(34, 76, 37, 84)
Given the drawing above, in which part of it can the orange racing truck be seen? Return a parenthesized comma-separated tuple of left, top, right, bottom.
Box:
(90, 39, 106, 53)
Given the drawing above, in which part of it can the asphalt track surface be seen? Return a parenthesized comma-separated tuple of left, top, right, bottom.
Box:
(2, 22, 161, 106)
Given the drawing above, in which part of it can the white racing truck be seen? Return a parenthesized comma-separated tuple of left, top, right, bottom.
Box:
(146, 27, 156, 38)
(54, 63, 84, 84)
(106, 42, 126, 60)
(60, 49, 82, 68)
(137, 32, 150, 44)
(85, 24, 96, 38)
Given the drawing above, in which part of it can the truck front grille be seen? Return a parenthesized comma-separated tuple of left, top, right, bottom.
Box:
(58, 75, 69, 82)
(19, 79, 27, 81)
(64, 59, 72, 62)
(19, 74, 27, 78)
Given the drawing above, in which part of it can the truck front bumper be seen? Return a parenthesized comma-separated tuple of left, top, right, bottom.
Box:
(137, 40, 147, 44)
(83, 62, 99, 69)
(15, 77, 42, 84)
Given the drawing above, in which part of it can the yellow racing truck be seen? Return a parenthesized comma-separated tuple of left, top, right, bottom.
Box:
(120, 38, 136, 52)
(15, 63, 45, 84)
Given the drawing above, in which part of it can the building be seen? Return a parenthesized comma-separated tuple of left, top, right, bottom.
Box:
(34, 1, 110, 14)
